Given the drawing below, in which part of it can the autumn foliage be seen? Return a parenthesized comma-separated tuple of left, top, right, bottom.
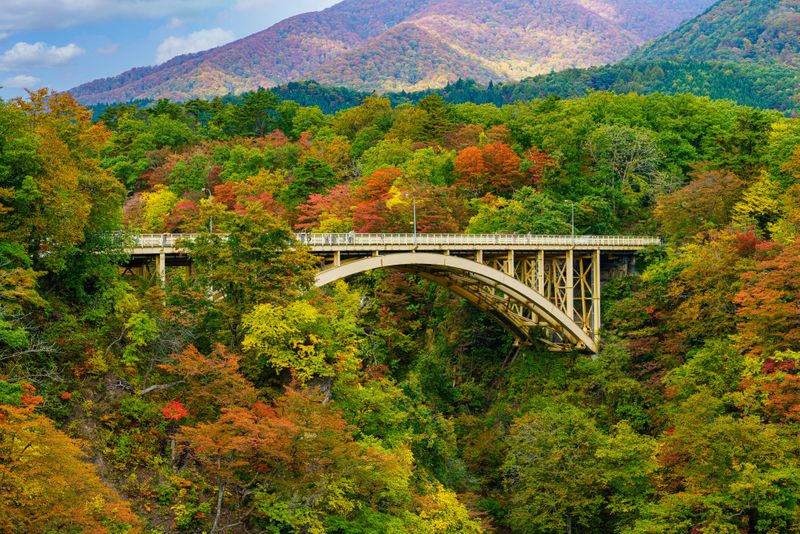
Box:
(0, 402, 139, 532)
(454, 142, 525, 197)
(735, 239, 800, 357)
(8, 87, 800, 532)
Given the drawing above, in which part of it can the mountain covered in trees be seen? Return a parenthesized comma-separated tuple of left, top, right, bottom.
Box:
(421, 60, 800, 113)
(5, 84, 800, 532)
(69, 0, 715, 104)
(631, 0, 800, 68)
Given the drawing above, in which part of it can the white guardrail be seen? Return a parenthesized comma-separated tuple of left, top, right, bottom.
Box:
(130, 233, 662, 249)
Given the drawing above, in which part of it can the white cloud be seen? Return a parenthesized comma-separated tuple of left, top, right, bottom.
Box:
(234, 0, 333, 12)
(156, 28, 235, 64)
(2, 74, 41, 88)
(97, 44, 119, 55)
(0, 42, 85, 70)
(235, 0, 275, 9)
(0, 1, 226, 35)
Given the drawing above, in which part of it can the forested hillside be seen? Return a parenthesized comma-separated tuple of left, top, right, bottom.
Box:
(68, 0, 715, 103)
(468, 60, 800, 113)
(3, 88, 800, 532)
(632, 0, 800, 68)
(97, 58, 800, 127)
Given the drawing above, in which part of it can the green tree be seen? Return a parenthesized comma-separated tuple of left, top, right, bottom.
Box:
(632, 392, 800, 533)
(242, 294, 360, 385)
(467, 187, 572, 235)
(186, 205, 317, 346)
(167, 153, 209, 196)
(596, 421, 658, 528)
(502, 404, 605, 533)
(235, 88, 280, 137)
(586, 124, 664, 215)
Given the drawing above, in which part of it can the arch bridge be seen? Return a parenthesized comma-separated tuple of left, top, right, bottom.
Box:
(125, 233, 661, 353)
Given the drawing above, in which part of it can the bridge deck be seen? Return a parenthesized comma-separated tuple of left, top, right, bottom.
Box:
(129, 233, 661, 256)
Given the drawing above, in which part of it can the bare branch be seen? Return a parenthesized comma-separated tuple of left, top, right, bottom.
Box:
(139, 381, 184, 396)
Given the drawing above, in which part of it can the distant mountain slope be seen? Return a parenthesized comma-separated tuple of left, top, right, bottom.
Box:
(307, 23, 503, 92)
(632, 0, 800, 68)
(482, 60, 800, 112)
(70, 0, 715, 104)
(70, 0, 436, 103)
(306, 0, 645, 92)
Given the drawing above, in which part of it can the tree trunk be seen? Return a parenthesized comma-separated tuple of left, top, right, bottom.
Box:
(211, 485, 224, 534)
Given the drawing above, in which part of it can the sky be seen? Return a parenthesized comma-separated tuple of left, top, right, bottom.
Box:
(0, 0, 340, 100)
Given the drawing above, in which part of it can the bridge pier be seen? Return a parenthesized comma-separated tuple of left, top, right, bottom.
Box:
(537, 251, 545, 294)
(593, 250, 601, 337)
(566, 249, 574, 323)
(156, 253, 166, 285)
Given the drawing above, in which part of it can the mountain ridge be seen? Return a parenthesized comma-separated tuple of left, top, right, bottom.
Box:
(69, 0, 715, 104)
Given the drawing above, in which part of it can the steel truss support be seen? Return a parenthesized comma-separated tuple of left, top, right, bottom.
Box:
(316, 253, 598, 352)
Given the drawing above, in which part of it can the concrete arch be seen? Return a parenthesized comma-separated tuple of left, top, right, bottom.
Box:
(315, 253, 597, 352)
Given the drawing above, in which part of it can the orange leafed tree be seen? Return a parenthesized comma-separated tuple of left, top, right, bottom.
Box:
(180, 402, 297, 482)
(453, 142, 524, 197)
(442, 124, 483, 151)
(352, 167, 403, 232)
(735, 239, 800, 357)
(295, 183, 354, 231)
(0, 404, 140, 533)
(179, 387, 402, 530)
(6, 89, 123, 271)
(523, 146, 556, 184)
(744, 354, 800, 423)
(655, 170, 744, 240)
(160, 344, 258, 420)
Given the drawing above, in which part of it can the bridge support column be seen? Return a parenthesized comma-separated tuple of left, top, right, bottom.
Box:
(334, 251, 342, 267)
(156, 253, 166, 286)
(475, 250, 483, 264)
(537, 250, 545, 294)
(593, 250, 601, 339)
(507, 250, 515, 277)
(566, 250, 574, 321)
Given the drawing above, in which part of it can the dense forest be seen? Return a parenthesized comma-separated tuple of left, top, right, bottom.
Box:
(93, 60, 800, 123)
(3, 87, 800, 533)
(631, 0, 800, 69)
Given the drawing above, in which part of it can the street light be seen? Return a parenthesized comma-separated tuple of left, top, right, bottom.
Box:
(565, 200, 575, 245)
(405, 192, 417, 244)
(413, 197, 417, 245)
(202, 187, 213, 233)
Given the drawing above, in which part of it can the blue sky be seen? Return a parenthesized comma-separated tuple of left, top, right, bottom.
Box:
(0, 0, 339, 100)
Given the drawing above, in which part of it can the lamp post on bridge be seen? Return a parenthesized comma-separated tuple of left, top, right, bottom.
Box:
(413, 198, 417, 245)
(405, 192, 417, 245)
(205, 188, 214, 234)
(565, 200, 575, 246)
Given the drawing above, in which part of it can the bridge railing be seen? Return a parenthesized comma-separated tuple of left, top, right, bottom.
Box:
(129, 233, 661, 249)
(297, 233, 662, 248)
